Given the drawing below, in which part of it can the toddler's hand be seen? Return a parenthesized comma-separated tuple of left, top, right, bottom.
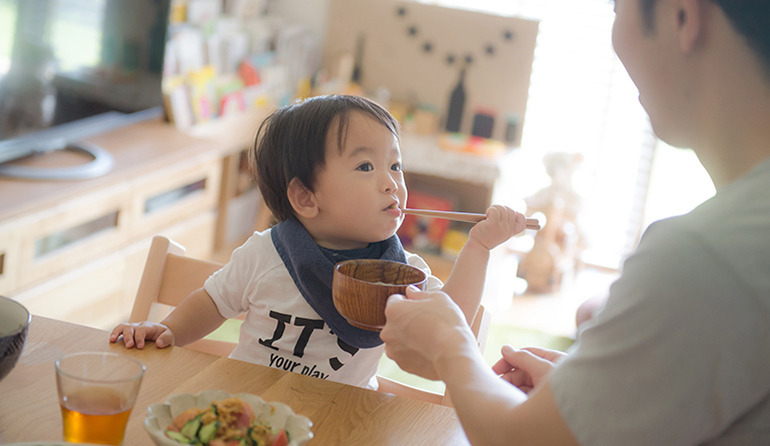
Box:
(109, 321, 175, 349)
(468, 205, 526, 250)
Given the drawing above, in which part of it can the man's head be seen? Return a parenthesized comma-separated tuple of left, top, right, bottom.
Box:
(252, 95, 400, 223)
(639, 0, 770, 72)
(615, 0, 770, 185)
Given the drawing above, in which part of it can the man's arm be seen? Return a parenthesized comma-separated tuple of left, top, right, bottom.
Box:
(382, 288, 578, 445)
(436, 342, 579, 445)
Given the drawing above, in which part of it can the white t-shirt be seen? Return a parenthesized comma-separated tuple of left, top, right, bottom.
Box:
(550, 158, 770, 445)
(204, 230, 443, 389)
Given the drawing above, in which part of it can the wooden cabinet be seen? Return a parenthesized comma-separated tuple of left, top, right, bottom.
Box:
(0, 119, 229, 330)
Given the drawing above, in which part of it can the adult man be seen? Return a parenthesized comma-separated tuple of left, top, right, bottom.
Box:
(380, 0, 770, 444)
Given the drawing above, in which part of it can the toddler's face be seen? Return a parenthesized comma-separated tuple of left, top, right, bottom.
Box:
(309, 111, 407, 249)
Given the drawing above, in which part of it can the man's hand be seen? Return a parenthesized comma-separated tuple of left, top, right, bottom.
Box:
(381, 286, 477, 380)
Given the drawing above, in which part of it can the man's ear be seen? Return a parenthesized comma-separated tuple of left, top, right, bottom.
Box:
(287, 177, 319, 218)
(677, 0, 704, 53)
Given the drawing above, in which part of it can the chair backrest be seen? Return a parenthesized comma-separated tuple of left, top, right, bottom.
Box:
(129, 235, 235, 356)
(130, 235, 490, 406)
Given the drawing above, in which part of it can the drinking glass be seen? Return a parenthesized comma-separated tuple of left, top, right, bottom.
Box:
(55, 352, 145, 445)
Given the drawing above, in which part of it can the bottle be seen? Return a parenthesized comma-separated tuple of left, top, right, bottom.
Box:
(445, 66, 466, 133)
(351, 34, 365, 85)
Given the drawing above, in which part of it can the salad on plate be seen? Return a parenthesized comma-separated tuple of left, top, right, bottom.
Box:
(165, 397, 288, 446)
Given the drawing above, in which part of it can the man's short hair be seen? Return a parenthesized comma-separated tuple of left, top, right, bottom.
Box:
(640, 0, 770, 72)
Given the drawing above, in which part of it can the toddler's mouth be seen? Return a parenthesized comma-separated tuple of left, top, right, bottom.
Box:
(384, 203, 402, 216)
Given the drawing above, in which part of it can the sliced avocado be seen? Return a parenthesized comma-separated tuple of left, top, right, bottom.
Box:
(180, 417, 202, 439)
(165, 429, 193, 444)
(198, 420, 220, 443)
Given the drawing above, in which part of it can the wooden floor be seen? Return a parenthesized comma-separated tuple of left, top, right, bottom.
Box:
(498, 265, 618, 339)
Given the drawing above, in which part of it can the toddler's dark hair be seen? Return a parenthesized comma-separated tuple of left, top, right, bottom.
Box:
(251, 95, 400, 222)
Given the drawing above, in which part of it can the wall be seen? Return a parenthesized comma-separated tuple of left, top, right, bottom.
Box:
(270, 0, 330, 48)
(322, 0, 537, 144)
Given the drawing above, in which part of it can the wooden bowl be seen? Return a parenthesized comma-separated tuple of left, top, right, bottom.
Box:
(332, 259, 427, 331)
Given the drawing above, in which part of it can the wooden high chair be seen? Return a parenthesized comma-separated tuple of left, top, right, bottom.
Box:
(129, 235, 491, 406)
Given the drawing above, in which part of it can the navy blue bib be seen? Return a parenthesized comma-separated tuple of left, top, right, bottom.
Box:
(271, 218, 407, 348)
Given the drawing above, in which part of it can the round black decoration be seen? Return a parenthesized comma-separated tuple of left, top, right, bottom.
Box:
(396, 14, 515, 69)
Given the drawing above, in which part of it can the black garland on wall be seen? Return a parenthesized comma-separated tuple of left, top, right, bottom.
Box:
(394, 5, 516, 135)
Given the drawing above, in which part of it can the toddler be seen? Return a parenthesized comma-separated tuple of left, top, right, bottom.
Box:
(110, 95, 526, 388)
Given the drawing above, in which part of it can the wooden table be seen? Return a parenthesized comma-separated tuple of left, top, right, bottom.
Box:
(0, 316, 469, 444)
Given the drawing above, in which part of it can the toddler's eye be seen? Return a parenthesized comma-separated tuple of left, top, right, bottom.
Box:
(391, 162, 402, 172)
(357, 162, 373, 172)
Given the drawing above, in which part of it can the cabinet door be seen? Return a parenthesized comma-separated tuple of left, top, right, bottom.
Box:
(16, 183, 131, 289)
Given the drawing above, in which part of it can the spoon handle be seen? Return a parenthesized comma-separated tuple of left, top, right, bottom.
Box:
(403, 208, 541, 230)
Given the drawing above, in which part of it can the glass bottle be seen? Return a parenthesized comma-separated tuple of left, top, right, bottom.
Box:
(445, 66, 466, 133)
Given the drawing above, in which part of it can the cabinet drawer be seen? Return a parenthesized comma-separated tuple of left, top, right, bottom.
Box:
(128, 159, 221, 239)
(0, 221, 21, 295)
(16, 184, 131, 289)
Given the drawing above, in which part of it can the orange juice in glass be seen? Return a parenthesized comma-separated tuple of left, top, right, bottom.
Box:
(55, 352, 145, 445)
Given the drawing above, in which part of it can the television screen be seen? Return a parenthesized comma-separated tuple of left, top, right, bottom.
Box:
(0, 0, 170, 179)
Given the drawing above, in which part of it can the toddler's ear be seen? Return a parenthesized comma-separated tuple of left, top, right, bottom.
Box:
(287, 177, 319, 218)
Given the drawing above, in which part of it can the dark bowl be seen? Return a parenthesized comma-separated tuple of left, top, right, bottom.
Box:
(0, 295, 31, 382)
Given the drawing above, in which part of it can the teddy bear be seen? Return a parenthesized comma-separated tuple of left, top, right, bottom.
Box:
(517, 152, 584, 294)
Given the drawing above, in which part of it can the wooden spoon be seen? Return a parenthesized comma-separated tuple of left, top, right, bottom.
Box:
(403, 208, 541, 230)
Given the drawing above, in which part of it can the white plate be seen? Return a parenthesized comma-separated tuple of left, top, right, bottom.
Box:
(144, 389, 313, 446)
